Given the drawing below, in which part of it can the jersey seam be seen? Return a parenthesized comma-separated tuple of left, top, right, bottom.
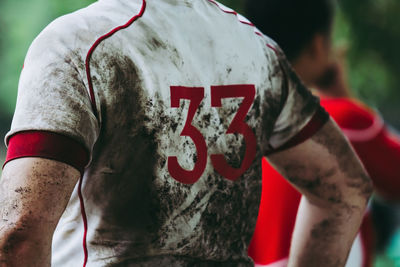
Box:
(64, 51, 94, 118)
(84, 0, 148, 119)
(206, 0, 277, 53)
(81, 1, 147, 266)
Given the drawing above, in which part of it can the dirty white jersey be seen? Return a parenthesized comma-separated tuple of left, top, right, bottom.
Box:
(5, 0, 328, 266)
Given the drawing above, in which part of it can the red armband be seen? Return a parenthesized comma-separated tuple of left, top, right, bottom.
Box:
(4, 131, 89, 175)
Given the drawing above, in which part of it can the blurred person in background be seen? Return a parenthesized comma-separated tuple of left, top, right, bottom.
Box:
(245, 0, 400, 266)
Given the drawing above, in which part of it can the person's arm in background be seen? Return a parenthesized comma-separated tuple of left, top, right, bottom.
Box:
(267, 118, 372, 267)
(0, 158, 80, 267)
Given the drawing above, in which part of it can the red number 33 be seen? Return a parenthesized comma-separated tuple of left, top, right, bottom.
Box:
(168, 85, 257, 184)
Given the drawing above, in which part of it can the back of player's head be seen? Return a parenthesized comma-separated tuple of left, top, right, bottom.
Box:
(245, 0, 335, 61)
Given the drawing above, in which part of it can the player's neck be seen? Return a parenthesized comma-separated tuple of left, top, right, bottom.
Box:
(291, 57, 317, 88)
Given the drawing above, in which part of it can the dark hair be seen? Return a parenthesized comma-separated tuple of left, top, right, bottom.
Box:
(245, 0, 335, 61)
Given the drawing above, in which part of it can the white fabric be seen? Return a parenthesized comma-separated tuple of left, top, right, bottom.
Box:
(255, 258, 288, 267)
(345, 234, 364, 267)
(9, 0, 322, 266)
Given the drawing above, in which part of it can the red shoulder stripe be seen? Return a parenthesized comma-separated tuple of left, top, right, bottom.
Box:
(207, 0, 254, 26)
(206, 0, 277, 53)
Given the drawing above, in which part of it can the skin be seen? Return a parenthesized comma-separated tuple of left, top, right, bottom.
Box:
(267, 119, 372, 267)
(292, 34, 332, 88)
(0, 158, 80, 267)
(315, 46, 353, 98)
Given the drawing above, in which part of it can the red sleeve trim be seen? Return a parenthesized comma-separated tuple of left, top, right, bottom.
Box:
(267, 107, 330, 155)
(207, 0, 255, 26)
(4, 131, 89, 175)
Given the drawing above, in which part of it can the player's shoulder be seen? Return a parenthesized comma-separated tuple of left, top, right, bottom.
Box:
(25, 0, 139, 65)
(205, 1, 279, 55)
(320, 97, 377, 130)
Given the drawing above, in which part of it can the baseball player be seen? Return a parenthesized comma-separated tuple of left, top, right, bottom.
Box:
(0, 0, 371, 266)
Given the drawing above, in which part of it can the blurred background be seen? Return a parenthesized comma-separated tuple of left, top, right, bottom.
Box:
(0, 0, 399, 265)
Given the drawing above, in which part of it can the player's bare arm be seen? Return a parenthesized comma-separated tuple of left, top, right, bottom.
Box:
(267, 118, 373, 267)
(0, 158, 79, 267)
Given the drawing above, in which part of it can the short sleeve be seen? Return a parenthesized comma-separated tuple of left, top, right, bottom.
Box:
(266, 46, 329, 154)
(4, 21, 100, 172)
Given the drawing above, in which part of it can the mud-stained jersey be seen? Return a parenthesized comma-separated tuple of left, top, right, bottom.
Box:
(5, 0, 328, 266)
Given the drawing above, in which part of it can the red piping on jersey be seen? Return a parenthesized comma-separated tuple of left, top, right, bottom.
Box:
(206, 0, 327, 152)
(77, 176, 89, 267)
(207, 0, 254, 26)
(82, 1, 147, 266)
(85, 0, 147, 118)
(267, 44, 277, 52)
(206, 0, 278, 53)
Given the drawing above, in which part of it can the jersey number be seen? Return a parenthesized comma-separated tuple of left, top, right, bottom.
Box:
(168, 85, 256, 184)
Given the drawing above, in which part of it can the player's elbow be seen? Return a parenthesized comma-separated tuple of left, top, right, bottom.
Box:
(336, 173, 372, 211)
(344, 169, 373, 206)
(344, 156, 374, 205)
(0, 223, 31, 261)
(304, 169, 373, 211)
(0, 215, 50, 263)
(358, 171, 374, 200)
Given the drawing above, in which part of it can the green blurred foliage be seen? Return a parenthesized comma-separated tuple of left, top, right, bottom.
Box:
(0, 0, 240, 119)
(0, 0, 95, 116)
(335, 0, 400, 126)
(332, 10, 393, 105)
